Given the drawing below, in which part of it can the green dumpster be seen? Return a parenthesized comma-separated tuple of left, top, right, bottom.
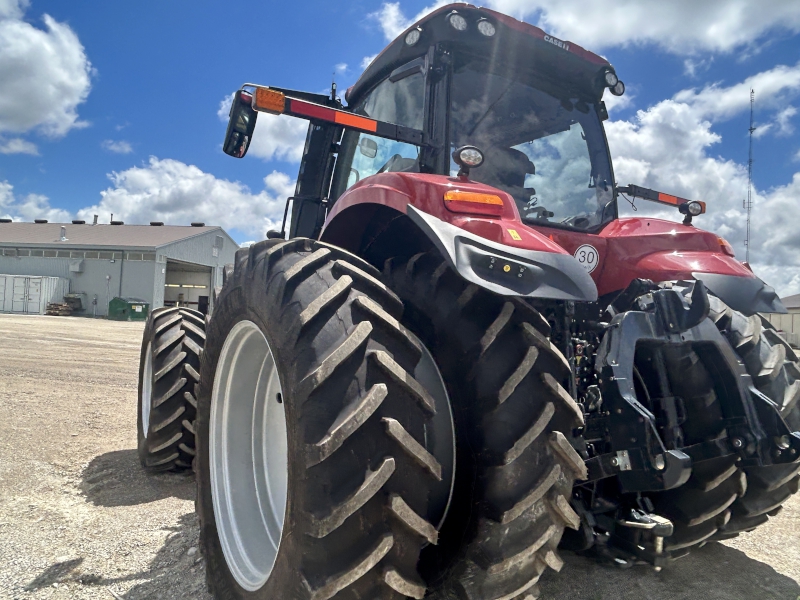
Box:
(108, 297, 150, 321)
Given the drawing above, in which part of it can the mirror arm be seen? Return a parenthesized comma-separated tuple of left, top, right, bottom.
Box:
(245, 84, 426, 148)
(616, 184, 706, 215)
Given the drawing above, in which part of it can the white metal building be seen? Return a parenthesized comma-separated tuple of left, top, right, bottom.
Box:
(0, 220, 238, 316)
(764, 294, 800, 348)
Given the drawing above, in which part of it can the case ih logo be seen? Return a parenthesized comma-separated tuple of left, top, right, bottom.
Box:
(544, 35, 570, 51)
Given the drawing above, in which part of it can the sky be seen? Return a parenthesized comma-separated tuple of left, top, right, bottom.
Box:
(1, 0, 800, 294)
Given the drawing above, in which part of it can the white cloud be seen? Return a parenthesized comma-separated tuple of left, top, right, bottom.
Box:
(361, 54, 378, 70)
(603, 89, 634, 113)
(775, 106, 797, 136)
(101, 139, 133, 154)
(0, 180, 71, 222)
(0, 0, 28, 20)
(0, 136, 37, 154)
(0, 7, 93, 138)
(335, 62, 348, 74)
(683, 57, 713, 78)
(673, 63, 800, 122)
(488, 0, 800, 55)
(369, 1, 449, 41)
(217, 93, 308, 163)
(75, 157, 294, 239)
(370, 1, 800, 55)
(753, 122, 773, 139)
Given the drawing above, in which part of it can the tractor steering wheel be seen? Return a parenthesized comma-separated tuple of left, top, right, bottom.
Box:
(560, 213, 592, 229)
(521, 205, 554, 222)
(377, 154, 403, 174)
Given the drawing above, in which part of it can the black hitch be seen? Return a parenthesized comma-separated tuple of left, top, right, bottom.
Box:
(587, 279, 800, 494)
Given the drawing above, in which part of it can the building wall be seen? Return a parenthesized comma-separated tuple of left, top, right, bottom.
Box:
(157, 229, 237, 312)
(153, 260, 167, 309)
(0, 228, 238, 316)
(0, 254, 157, 316)
(159, 230, 238, 269)
(764, 309, 800, 348)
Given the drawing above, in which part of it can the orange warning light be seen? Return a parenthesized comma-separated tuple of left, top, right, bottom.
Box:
(443, 190, 505, 216)
(253, 88, 286, 115)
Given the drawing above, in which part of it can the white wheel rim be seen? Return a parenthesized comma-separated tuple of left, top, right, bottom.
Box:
(210, 320, 287, 591)
(142, 342, 153, 438)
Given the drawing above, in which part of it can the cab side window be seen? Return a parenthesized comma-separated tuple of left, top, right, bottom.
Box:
(333, 64, 425, 196)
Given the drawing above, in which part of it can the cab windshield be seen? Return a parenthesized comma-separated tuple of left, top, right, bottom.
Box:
(450, 65, 615, 230)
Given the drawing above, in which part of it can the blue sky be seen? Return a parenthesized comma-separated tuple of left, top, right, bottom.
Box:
(1, 0, 800, 293)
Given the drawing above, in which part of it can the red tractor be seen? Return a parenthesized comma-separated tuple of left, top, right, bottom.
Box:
(136, 4, 800, 599)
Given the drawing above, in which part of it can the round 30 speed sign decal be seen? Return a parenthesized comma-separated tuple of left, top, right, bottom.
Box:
(573, 244, 599, 273)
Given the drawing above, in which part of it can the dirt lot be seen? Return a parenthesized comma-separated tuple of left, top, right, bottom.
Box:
(0, 314, 799, 600)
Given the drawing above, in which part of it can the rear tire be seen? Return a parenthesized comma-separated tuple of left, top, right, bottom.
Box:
(384, 252, 584, 600)
(137, 306, 206, 472)
(632, 344, 745, 557)
(708, 296, 800, 537)
(196, 239, 452, 599)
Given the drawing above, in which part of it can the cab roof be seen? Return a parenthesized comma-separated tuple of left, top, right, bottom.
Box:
(347, 3, 613, 106)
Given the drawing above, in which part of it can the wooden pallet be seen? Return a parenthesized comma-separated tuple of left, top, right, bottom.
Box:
(46, 302, 72, 316)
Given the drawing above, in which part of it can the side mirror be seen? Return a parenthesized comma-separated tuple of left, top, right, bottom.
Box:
(223, 90, 258, 158)
(358, 137, 378, 158)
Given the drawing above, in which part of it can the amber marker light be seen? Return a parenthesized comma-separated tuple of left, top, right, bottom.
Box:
(444, 190, 504, 216)
(253, 88, 286, 114)
(718, 237, 736, 257)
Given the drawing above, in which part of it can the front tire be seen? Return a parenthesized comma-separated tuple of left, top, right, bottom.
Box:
(196, 239, 453, 599)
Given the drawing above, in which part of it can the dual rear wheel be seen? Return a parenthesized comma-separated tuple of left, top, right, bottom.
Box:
(139, 240, 578, 599)
(137, 245, 800, 596)
(137, 306, 206, 472)
(196, 239, 455, 599)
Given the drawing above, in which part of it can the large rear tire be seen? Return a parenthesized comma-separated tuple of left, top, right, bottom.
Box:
(196, 239, 453, 599)
(631, 343, 746, 557)
(137, 306, 206, 472)
(708, 296, 800, 537)
(384, 252, 585, 600)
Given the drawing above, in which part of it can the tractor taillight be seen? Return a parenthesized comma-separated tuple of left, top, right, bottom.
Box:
(718, 237, 735, 257)
(254, 88, 286, 115)
(444, 190, 504, 216)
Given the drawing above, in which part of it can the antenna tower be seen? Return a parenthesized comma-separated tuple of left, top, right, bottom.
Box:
(744, 89, 755, 263)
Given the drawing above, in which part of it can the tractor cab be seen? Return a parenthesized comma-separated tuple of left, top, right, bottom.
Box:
(330, 4, 622, 233)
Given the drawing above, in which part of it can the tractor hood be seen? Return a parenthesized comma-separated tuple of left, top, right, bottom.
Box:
(347, 3, 615, 107)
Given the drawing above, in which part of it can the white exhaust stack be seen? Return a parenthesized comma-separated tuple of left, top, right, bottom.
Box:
(60, 226, 68, 242)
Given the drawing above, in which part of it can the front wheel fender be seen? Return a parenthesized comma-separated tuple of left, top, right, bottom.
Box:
(408, 205, 598, 302)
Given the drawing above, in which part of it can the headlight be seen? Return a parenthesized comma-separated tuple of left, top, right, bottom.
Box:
(448, 12, 468, 31)
(477, 19, 496, 36)
(610, 81, 626, 96)
(454, 146, 484, 167)
(686, 201, 703, 216)
(405, 27, 421, 46)
(604, 71, 619, 87)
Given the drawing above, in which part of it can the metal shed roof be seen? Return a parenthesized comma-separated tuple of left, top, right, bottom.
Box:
(782, 293, 800, 310)
(0, 222, 225, 249)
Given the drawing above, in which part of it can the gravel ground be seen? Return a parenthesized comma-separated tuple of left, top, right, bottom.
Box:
(0, 313, 799, 600)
